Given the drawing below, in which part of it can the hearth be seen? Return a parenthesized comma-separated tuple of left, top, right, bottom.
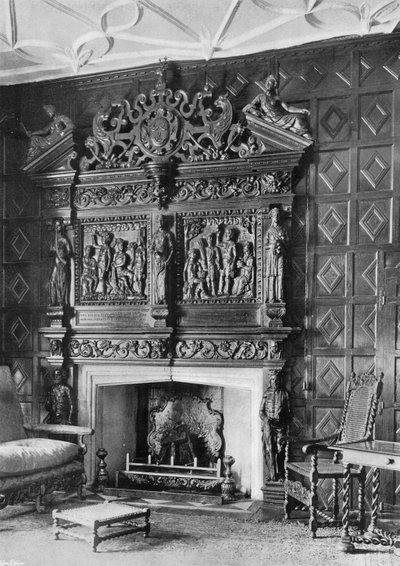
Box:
(76, 364, 264, 499)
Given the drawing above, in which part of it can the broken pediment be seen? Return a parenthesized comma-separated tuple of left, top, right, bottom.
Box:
(244, 113, 314, 153)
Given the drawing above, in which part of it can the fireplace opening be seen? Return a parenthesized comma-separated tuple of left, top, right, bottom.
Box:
(97, 379, 253, 498)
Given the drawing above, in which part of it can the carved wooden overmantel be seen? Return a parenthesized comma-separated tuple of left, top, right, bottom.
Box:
(23, 63, 312, 378)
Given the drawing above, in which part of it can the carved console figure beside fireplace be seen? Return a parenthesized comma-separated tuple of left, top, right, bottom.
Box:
(22, 61, 313, 504)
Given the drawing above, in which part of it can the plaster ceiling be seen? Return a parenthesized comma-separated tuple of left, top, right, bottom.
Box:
(1, 0, 400, 86)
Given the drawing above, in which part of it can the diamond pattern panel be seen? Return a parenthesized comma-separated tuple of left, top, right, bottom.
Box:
(319, 101, 349, 141)
(354, 254, 377, 295)
(315, 408, 342, 439)
(316, 307, 345, 348)
(317, 203, 348, 245)
(360, 56, 375, 84)
(353, 306, 376, 348)
(5, 181, 36, 218)
(8, 359, 33, 395)
(316, 256, 345, 296)
(4, 222, 38, 263)
(358, 200, 390, 244)
(300, 63, 327, 89)
(383, 52, 400, 80)
(359, 148, 391, 192)
(318, 151, 349, 194)
(4, 314, 33, 351)
(360, 92, 393, 139)
(315, 357, 345, 398)
(290, 259, 305, 297)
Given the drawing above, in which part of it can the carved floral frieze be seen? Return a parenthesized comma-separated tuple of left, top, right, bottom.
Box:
(68, 338, 170, 360)
(173, 172, 291, 202)
(73, 172, 292, 210)
(74, 183, 158, 208)
(174, 339, 270, 360)
(75, 215, 150, 305)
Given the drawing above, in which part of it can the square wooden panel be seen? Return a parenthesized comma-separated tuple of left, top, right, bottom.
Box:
(3, 220, 39, 264)
(317, 149, 350, 194)
(3, 264, 38, 307)
(316, 202, 349, 246)
(352, 304, 376, 349)
(353, 252, 378, 296)
(5, 179, 38, 218)
(357, 198, 391, 245)
(315, 253, 346, 297)
(314, 356, 345, 399)
(318, 96, 351, 143)
(359, 48, 400, 87)
(357, 145, 393, 193)
(3, 312, 33, 352)
(315, 305, 345, 349)
(4, 357, 34, 396)
(314, 407, 342, 438)
(359, 91, 393, 140)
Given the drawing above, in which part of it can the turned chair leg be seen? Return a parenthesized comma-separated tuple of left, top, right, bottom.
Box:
(332, 478, 339, 521)
(309, 452, 318, 538)
(358, 466, 366, 534)
(284, 492, 292, 519)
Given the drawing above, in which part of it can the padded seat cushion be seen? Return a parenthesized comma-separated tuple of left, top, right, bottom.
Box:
(287, 460, 361, 478)
(0, 438, 79, 477)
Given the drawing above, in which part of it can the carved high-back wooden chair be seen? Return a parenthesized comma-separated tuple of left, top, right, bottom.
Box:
(284, 371, 383, 538)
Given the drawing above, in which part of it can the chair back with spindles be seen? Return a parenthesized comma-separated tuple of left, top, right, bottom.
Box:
(337, 372, 383, 445)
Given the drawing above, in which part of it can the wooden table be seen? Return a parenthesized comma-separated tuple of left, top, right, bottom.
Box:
(330, 440, 400, 553)
(52, 501, 150, 552)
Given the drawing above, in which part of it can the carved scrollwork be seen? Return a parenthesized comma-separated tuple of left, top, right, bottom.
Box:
(68, 338, 169, 360)
(122, 473, 222, 493)
(174, 339, 269, 360)
(173, 172, 291, 203)
(74, 183, 158, 208)
(80, 73, 235, 170)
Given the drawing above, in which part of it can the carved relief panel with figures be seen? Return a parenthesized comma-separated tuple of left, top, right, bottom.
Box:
(75, 215, 150, 305)
(178, 209, 262, 305)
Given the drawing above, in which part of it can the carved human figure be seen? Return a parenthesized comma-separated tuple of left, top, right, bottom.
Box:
(243, 74, 312, 139)
(265, 208, 286, 303)
(151, 215, 174, 304)
(259, 370, 291, 482)
(131, 239, 147, 296)
(49, 219, 72, 306)
(269, 340, 281, 360)
(183, 249, 208, 300)
(232, 241, 255, 297)
(81, 245, 98, 298)
(218, 227, 237, 295)
(113, 238, 135, 295)
(92, 231, 113, 295)
(25, 104, 74, 161)
(45, 367, 74, 425)
(205, 234, 221, 297)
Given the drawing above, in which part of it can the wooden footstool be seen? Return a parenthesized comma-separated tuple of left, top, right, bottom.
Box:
(52, 502, 150, 552)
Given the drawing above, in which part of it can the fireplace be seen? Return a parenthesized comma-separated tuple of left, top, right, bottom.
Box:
(76, 364, 264, 499)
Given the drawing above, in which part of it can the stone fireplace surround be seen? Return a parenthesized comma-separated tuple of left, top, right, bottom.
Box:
(76, 363, 264, 500)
